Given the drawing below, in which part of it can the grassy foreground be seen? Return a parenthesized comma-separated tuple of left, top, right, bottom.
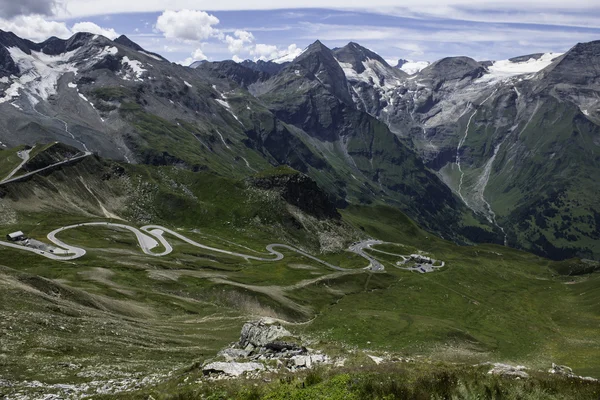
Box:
(103, 361, 600, 400)
(1, 148, 599, 398)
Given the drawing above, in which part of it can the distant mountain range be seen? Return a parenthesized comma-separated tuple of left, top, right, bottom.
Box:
(1, 29, 598, 260)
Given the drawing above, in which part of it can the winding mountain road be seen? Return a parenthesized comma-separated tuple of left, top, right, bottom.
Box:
(0, 222, 380, 271)
(1, 148, 33, 183)
(0, 151, 92, 186)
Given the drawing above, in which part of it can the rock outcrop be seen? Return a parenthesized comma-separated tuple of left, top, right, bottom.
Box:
(239, 320, 291, 348)
(203, 361, 264, 377)
(249, 171, 342, 219)
(487, 363, 529, 379)
(203, 319, 330, 378)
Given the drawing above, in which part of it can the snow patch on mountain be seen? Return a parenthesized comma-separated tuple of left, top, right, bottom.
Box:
(477, 53, 562, 84)
(102, 46, 118, 56)
(272, 46, 307, 64)
(215, 98, 230, 109)
(399, 61, 430, 75)
(120, 56, 146, 81)
(0, 77, 9, 84)
(337, 59, 402, 90)
(0, 47, 79, 105)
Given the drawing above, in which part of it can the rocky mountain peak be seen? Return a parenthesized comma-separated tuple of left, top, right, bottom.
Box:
(333, 42, 391, 74)
(0, 29, 35, 54)
(114, 34, 166, 61)
(114, 35, 143, 51)
(538, 40, 600, 85)
(292, 39, 353, 104)
(419, 56, 486, 81)
(395, 59, 409, 68)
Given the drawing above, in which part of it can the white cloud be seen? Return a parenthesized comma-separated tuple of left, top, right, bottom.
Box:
(57, 0, 600, 30)
(392, 43, 424, 57)
(192, 47, 207, 60)
(225, 30, 254, 53)
(177, 57, 194, 66)
(250, 43, 303, 61)
(0, 15, 71, 41)
(176, 47, 208, 66)
(155, 9, 220, 41)
(232, 55, 244, 63)
(251, 43, 278, 60)
(0, 16, 121, 43)
(71, 21, 119, 39)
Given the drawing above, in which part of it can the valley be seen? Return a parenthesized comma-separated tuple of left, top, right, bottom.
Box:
(0, 26, 599, 399)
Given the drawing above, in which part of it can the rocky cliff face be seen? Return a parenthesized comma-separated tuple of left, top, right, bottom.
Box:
(249, 169, 341, 220)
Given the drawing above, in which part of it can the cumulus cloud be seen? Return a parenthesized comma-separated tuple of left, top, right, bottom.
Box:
(0, 15, 122, 42)
(72, 21, 119, 39)
(192, 48, 208, 60)
(156, 9, 220, 41)
(176, 47, 208, 66)
(154, 10, 302, 63)
(0, 0, 58, 19)
(251, 43, 303, 61)
(0, 15, 71, 41)
(225, 30, 254, 53)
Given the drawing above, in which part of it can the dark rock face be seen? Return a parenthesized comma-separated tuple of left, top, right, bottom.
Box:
(0, 45, 19, 76)
(0, 29, 35, 54)
(114, 35, 144, 52)
(241, 59, 289, 75)
(292, 40, 354, 105)
(509, 53, 545, 63)
(114, 35, 166, 61)
(249, 172, 341, 220)
(540, 40, 600, 85)
(395, 59, 409, 69)
(197, 60, 268, 87)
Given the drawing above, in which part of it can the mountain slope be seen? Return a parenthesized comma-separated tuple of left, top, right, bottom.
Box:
(1, 29, 599, 259)
(245, 41, 491, 241)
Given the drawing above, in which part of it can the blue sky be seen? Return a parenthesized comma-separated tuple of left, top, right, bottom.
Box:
(1, 1, 600, 65)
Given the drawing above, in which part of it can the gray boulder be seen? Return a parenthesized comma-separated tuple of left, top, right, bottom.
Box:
(487, 363, 529, 379)
(203, 361, 264, 377)
(239, 320, 292, 348)
(548, 363, 574, 377)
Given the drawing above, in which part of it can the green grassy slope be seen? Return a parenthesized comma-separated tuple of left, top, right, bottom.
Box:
(0, 146, 599, 397)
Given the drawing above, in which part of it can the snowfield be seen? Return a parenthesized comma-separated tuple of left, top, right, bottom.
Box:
(477, 53, 562, 84)
(120, 56, 146, 81)
(0, 47, 79, 105)
(399, 60, 430, 75)
(337, 59, 402, 90)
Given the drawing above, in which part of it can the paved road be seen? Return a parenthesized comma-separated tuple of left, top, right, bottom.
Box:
(348, 240, 385, 271)
(0, 152, 92, 186)
(0, 222, 381, 271)
(1, 147, 33, 183)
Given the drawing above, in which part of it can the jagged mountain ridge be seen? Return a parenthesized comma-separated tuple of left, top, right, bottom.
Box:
(1, 30, 599, 259)
(0, 30, 491, 246)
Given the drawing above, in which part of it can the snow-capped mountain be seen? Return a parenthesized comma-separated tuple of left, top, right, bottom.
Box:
(1, 29, 599, 261)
